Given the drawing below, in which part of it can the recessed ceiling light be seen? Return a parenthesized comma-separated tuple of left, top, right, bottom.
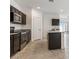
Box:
(37, 6, 40, 9)
(60, 9, 64, 12)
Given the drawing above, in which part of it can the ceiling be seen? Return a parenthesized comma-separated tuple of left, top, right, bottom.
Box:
(13, 0, 69, 14)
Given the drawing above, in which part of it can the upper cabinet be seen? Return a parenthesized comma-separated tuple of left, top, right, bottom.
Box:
(52, 19, 59, 26)
(10, 5, 26, 24)
(21, 13, 26, 24)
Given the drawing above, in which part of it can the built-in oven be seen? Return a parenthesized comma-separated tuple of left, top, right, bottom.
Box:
(10, 12, 22, 23)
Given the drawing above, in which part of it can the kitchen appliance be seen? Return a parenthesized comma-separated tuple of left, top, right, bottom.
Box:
(10, 12, 22, 23)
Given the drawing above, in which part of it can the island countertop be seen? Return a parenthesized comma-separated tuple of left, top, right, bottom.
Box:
(48, 31, 64, 33)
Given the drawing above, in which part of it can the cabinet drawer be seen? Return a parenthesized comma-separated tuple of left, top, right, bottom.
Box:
(14, 39, 19, 53)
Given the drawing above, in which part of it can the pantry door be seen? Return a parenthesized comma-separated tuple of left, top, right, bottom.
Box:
(32, 10, 42, 41)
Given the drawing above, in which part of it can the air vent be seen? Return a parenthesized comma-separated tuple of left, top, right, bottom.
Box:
(49, 0, 54, 2)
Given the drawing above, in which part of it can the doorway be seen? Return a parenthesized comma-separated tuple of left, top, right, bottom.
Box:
(32, 9, 43, 41)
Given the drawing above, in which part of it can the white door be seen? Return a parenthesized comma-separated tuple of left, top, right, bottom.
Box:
(32, 9, 42, 41)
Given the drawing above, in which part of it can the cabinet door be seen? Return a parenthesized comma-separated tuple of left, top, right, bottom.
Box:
(22, 13, 26, 24)
(10, 6, 15, 12)
(10, 6, 12, 12)
(28, 31, 31, 42)
(48, 33, 61, 50)
(26, 32, 30, 43)
(52, 33, 61, 49)
(48, 33, 53, 50)
(10, 35, 14, 56)
(14, 34, 20, 53)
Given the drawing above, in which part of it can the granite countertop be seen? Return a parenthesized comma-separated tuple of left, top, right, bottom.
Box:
(10, 33, 18, 35)
(48, 31, 64, 33)
(10, 29, 31, 35)
(14, 29, 31, 32)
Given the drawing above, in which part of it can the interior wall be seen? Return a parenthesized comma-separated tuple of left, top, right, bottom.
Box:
(42, 13, 60, 39)
(10, 0, 31, 30)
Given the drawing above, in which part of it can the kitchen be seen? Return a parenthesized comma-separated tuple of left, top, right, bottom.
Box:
(10, 0, 69, 59)
(10, 5, 31, 56)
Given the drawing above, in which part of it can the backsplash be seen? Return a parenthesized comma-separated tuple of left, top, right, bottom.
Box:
(51, 26, 60, 31)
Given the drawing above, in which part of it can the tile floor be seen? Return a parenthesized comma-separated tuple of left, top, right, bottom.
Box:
(11, 40, 66, 59)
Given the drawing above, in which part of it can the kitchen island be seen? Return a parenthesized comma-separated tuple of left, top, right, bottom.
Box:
(48, 31, 64, 50)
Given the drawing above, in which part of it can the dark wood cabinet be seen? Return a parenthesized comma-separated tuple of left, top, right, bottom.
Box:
(28, 31, 31, 43)
(10, 6, 20, 15)
(10, 6, 16, 13)
(10, 30, 31, 56)
(14, 34, 20, 53)
(10, 33, 20, 56)
(26, 31, 31, 44)
(22, 13, 26, 24)
(10, 5, 26, 24)
(20, 30, 31, 50)
(10, 35, 14, 56)
(48, 32, 61, 50)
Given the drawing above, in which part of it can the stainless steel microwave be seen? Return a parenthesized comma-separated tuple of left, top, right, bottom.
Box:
(10, 12, 22, 23)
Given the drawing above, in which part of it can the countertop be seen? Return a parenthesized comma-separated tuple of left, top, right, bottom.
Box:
(48, 31, 64, 33)
(10, 29, 31, 35)
(14, 29, 31, 32)
(10, 33, 18, 35)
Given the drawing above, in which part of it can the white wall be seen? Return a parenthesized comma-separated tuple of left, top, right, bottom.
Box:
(42, 12, 60, 39)
(10, 0, 31, 30)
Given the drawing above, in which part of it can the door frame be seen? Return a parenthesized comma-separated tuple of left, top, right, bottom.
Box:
(31, 9, 43, 41)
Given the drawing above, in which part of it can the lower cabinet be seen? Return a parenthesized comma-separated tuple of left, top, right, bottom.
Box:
(26, 31, 31, 44)
(14, 34, 20, 53)
(10, 30, 31, 56)
(10, 33, 20, 56)
(48, 32, 61, 50)
(10, 35, 14, 56)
